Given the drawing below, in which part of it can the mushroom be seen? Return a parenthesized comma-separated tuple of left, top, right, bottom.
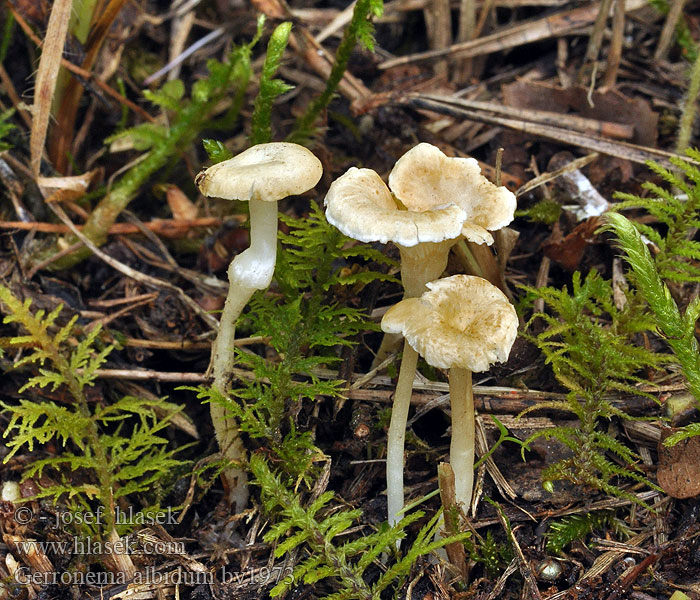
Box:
(381, 275, 518, 511)
(196, 142, 323, 509)
(324, 143, 516, 524)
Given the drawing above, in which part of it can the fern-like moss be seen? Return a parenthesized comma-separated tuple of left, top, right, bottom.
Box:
(187, 200, 395, 484)
(604, 211, 700, 444)
(545, 511, 631, 554)
(0, 286, 188, 538)
(612, 149, 700, 284)
(521, 271, 664, 505)
(249, 453, 468, 600)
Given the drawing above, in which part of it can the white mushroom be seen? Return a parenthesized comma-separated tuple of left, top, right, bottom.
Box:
(382, 275, 518, 510)
(324, 143, 516, 525)
(196, 142, 323, 509)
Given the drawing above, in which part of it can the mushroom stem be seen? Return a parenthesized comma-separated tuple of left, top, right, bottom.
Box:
(386, 339, 419, 526)
(449, 366, 475, 510)
(385, 240, 455, 525)
(212, 197, 278, 393)
(397, 240, 455, 298)
(210, 197, 278, 510)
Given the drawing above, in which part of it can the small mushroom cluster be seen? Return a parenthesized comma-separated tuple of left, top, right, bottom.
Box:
(324, 143, 518, 524)
(195, 140, 518, 520)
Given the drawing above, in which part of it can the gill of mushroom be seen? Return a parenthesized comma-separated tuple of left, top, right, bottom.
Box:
(195, 142, 322, 509)
(324, 143, 516, 524)
(381, 275, 519, 510)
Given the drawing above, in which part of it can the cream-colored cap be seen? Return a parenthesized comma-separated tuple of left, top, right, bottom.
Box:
(324, 167, 467, 247)
(381, 274, 518, 372)
(195, 142, 323, 201)
(389, 143, 516, 243)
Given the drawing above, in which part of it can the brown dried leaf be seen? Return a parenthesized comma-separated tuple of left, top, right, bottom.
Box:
(657, 428, 700, 499)
(165, 185, 198, 221)
(542, 218, 600, 271)
(502, 81, 658, 146)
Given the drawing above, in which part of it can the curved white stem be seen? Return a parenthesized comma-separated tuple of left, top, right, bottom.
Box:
(387, 340, 419, 526)
(210, 197, 278, 511)
(449, 367, 475, 511)
(385, 239, 455, 525)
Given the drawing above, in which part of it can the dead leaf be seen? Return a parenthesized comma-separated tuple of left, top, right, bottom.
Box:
(502, 81, 658, 146)
(542, 218, 600, 271)
(657, 428, 700, 499)
(165, 184, 198, 221)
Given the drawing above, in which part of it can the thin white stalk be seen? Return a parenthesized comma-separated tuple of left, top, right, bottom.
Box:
(210, 196, 278, 511)
(387, 340, 420, 525)
(385, 239, 455, 524)
(449, 367, 475, 510)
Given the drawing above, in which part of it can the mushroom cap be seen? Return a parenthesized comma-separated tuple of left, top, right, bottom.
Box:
(388, 143, 516, 233)
(324, 167, 467, 246)
(381, 274, 518, 372)
(195, 142, 323, 202)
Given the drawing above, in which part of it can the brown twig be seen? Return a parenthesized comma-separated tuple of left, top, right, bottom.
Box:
(577, 0, 614, 84)
(0, 217, 236, 237)
(654, 0, 688, 60)
(602, 0, 625, 89)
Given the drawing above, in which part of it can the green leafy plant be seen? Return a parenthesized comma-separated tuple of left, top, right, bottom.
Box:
(250, 21, 293, 145)
(0, 107, 15, 151)
(472, 529, 513, 577)
(515, 199, 562, 225)
(521, 271, 664, 505)
(249, 453, 468, 600)
(0, 286, 188, 538)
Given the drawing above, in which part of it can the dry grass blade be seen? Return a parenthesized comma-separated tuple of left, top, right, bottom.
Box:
(419, 94, 635, 139)
(516, 152, 599, 196)
(30, 0, 72, 177)
(12, 7, 156, 125)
